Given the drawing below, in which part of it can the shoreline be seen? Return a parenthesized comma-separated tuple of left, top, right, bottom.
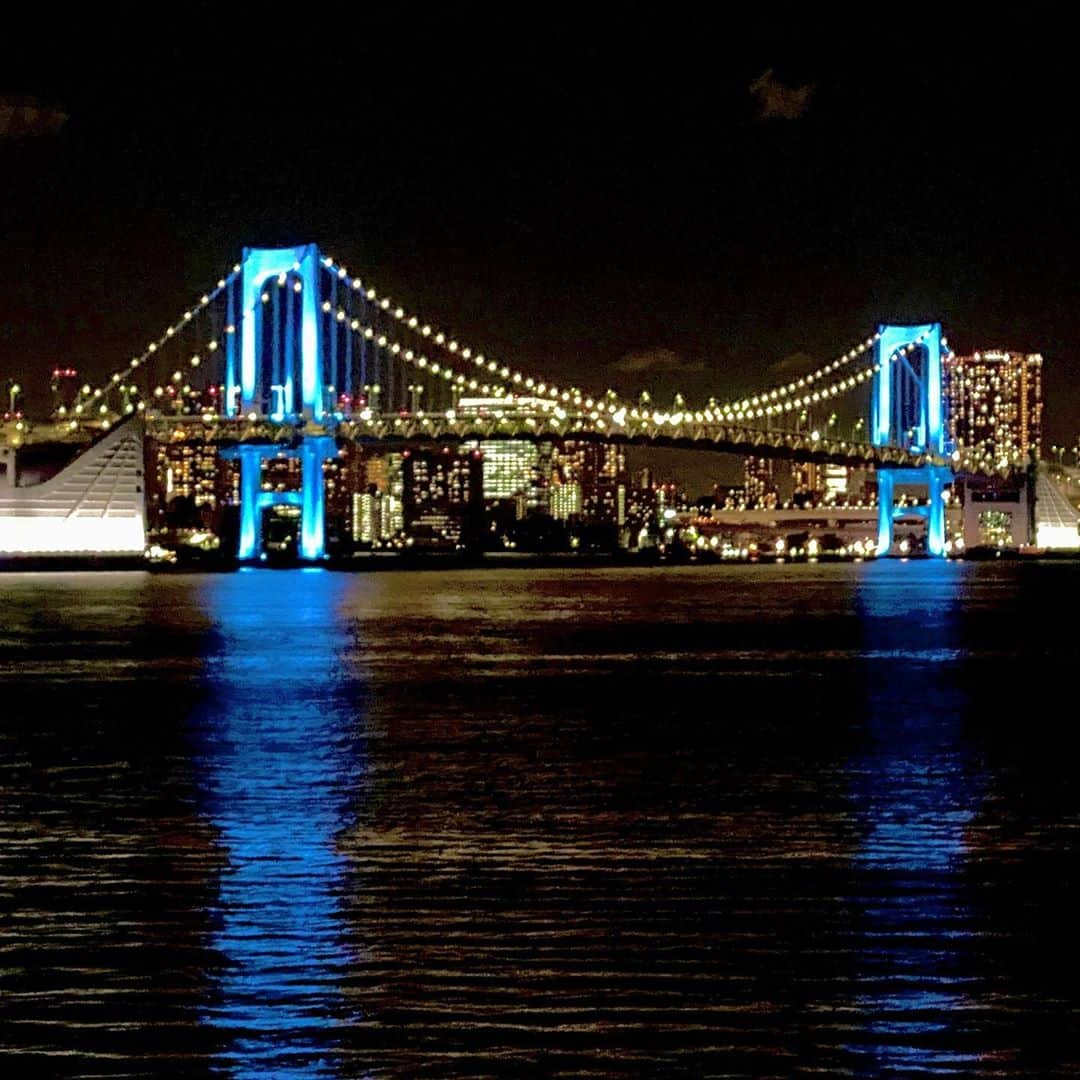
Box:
(3, 548, 1079, 574)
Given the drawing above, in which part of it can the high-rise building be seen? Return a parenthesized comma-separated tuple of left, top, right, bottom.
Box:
(791, 461, 821, 504)
(153, 439, 221, 510)
(550, 479, 583, 521)
(944, 350, 1043, 468)
(743, 456, 777, 509)
(401, 447, 483, 548)
(554, 441, 628, 525)
(352, 489, 382, 545)
(468, 440, 551, 516)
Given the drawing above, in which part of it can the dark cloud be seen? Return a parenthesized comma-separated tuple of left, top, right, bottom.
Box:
(767, 350, 819, 375)
(0, 96, 68, 138)
(611, 348, 706, 375)
(749, 69, 813, 120)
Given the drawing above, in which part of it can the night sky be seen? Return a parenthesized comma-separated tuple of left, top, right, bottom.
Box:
(3, 4, 1078, 471)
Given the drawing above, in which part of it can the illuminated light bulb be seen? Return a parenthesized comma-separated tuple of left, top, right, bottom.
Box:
(364, 328, 374, 339)
(336, 310, 345, 322)
(277, 272, 287, 286)
(404, 349, 414, 360)
(408, 316, 418, 328)
(226, 324, 235, 334)
(421, 325, 431, 336)
(448, 340, 458, 352)
(153, 387, 163, 398)
(434, 332, 445, 345)
(418, 356, 428, 367)
(99, 404, 108, 415)
(391, 343, 401, 354)
(394, 307, 404, 319)
(207, 341, 218, 352)
(148, 343, 157, 353)
(500, 367, 510, 379)
(366, 288, 376, 300)
(166, 326, 175, 338)
(217, 279, 226, 288)
(184, 311, 192, 321)
(377, 335, 387, 347)
(380, 298, 390, 311)
(350, 319, 359, 331)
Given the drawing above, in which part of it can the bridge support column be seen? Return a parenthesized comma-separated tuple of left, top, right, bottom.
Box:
(222, 437, 337, 562)
(876, 465, 952, 557)
(927, 467, 946, 557)
(300, 436, 336, 561)
(236, 444, 265, 561)
(876, 470, 895, 556)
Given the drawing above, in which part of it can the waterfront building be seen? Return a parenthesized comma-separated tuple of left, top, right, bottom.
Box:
(401, 446, 483, 548)
(0, 421, 145, 557)
(554, 441, 628, 526)
(149, 439, 221, 531)
(550, 478, 583, 521)
(944, 349, 1043, 468)
(743, 456, 778, 509)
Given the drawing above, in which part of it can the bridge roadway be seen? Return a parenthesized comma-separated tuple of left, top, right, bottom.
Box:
(103, 411, 953, 471)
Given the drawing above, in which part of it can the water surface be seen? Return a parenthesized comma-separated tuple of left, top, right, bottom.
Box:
(1, 562, 1079, 1076)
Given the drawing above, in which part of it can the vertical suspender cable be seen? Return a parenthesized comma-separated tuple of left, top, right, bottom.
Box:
(285, 276, 296, 415)
(345, 284, 353, 414)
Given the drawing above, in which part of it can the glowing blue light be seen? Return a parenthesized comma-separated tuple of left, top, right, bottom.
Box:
(240, 245, 322, 419)
(224, 439, 336, 561)
(849, 562, 985, 1074)
(874, 324, 943, 453)
(873, 325, 950, 556)
(189, 571, 366, 1078)
(301, 436, 336, 561)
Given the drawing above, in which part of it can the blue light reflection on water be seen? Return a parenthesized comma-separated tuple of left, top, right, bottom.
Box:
(188, 570, 365, 1079)
(848, 560, 985, 1074)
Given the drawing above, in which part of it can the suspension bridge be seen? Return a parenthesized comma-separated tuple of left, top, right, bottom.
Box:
(2, 242, 978, 561)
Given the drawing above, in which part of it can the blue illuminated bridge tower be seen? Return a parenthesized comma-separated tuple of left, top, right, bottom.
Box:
(221, 244, 337, 561)
(872, 323, 953, 557)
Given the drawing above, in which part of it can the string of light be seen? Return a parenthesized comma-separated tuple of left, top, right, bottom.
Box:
(318, 256, 632, 409)
(71, 266, 240, 414)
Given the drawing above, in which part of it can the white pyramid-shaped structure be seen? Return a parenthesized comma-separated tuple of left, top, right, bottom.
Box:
(0, 421, 146, 556)
(1035, 466, 1080, 549)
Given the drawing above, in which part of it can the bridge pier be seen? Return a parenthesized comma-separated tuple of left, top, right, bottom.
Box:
(876, 465, 952, 556)
(223, 436, 337, 561)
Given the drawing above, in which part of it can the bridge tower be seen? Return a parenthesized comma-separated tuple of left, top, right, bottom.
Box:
(871, 323, 953, 556)
(223, 243, 336, 562)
